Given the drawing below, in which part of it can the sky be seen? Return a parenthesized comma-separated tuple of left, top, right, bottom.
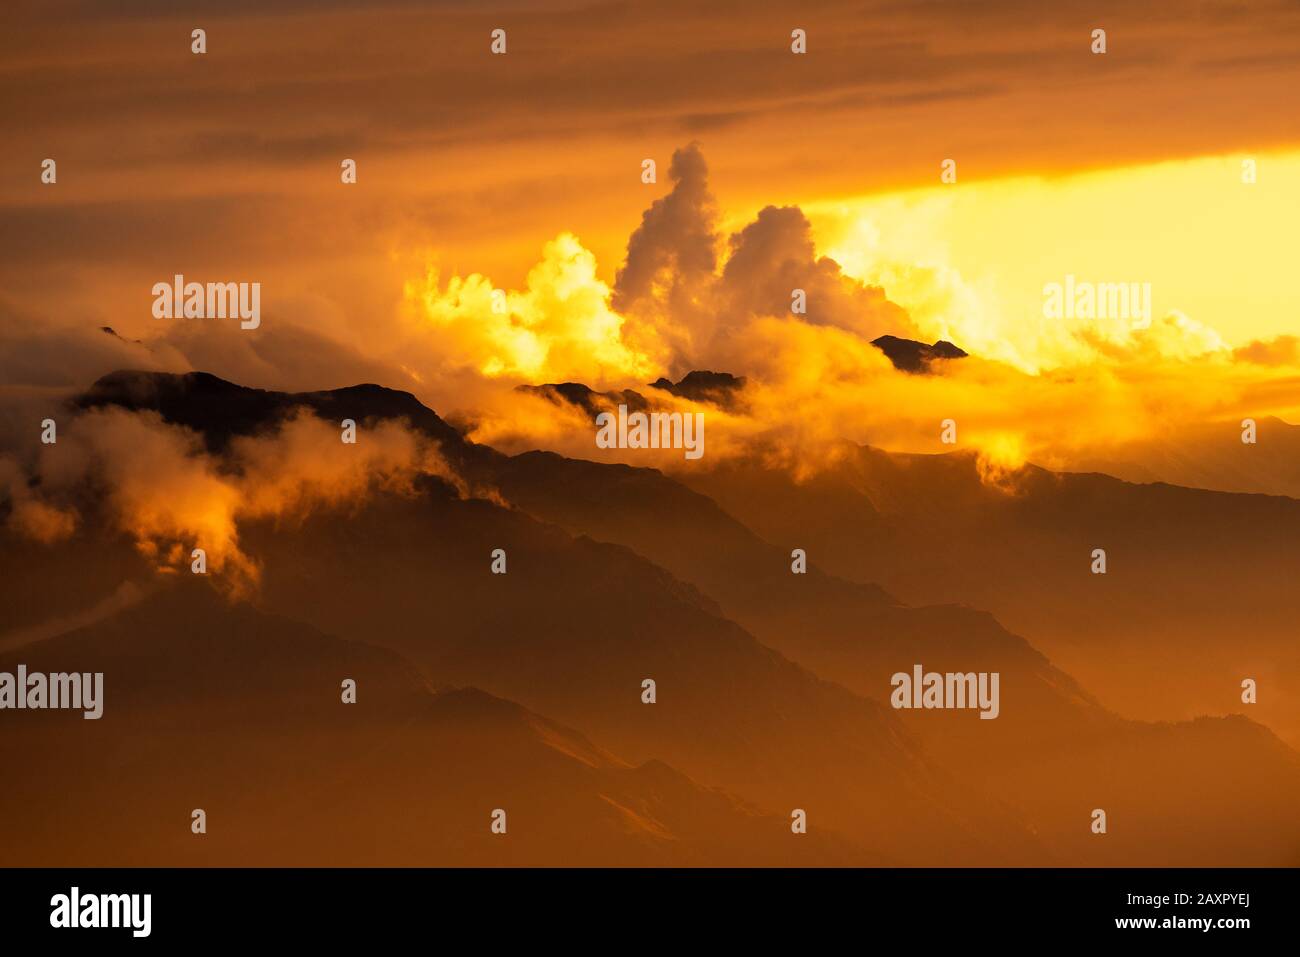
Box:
(809, 150, 1300, 369)
(2, 0, 1299, 468)
(5, 2, 1300, 874)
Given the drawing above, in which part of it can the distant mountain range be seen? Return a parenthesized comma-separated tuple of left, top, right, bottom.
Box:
(0, 583, 855, 866)
(2, 368, 1297, 866)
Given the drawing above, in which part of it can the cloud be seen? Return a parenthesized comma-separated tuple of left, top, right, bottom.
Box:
(1074, 311, 1231, 363)
(614, 142, 718, 311)
(608, 143, 721, 371)
(1235, 335, 1300, 367)
(0, 455, 78, 544)
(5, 139, 1299, 497)
(0, 309, 185, 391)
(3, 406, 460, 596)
(404, 233, 659, 391)
(718, 204, 913, 340)
(155, 315, 414, 393)
(608, 146, 917, 376)
(6, 0, 1297, 197)
(0, 297, 418, 418)
(402, 143, 920, 407)
(401, 143, 1300, 483)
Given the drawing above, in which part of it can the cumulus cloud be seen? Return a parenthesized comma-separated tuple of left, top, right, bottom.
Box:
(398, 144, 1300, 481)
(404, 142, 920, 389)
(719, 205, 910, 336)
(605, 144, 918, 375)
(402, 233, 660, 394)
(613, 143, 718, 314)
(5, 141, 1298, 493)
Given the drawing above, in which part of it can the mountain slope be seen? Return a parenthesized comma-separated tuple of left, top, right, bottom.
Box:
(237, 485, 1033, 864)
(0, 581, 857, 866)
(52, 370, 1043, 864)
(40, 368, 1300, 865)
(682, 444, 1300, 747)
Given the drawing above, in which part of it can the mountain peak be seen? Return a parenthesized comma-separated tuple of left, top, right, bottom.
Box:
(648, 370, 747, 408)
(871, 335, 968, 373)
(76, 369, 471, 457)
(519, 369, 748, 417)
(517, 381, 652, 417)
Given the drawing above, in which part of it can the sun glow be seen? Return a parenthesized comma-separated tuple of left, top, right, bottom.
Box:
(807, 150, 1300, 373)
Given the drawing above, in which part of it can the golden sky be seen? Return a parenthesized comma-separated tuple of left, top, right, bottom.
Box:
(3, 0, 1299, 468)
(810, 151, 1300, 367)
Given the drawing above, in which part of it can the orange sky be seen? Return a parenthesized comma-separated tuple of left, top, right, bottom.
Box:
(5, 0, 1300, 286)
(3, 0, 1299, 469)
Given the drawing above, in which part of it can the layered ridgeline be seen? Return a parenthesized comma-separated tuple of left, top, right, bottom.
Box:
(4, 376, 1029, 866)
(507, 366, 1300, 752)
(681, 443, 1300, 749)
(0, 583, 856, 866)
(0, 369, 1296, 866)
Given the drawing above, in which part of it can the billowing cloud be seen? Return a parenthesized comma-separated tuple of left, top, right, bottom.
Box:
(3, 407, 460, 596)
(4, 139, 1298, 497)
(713, 204, 914, 352)
(614, 143, 718, 313)
(400, 144, 1300, 482)
(403, 233, 659, 390)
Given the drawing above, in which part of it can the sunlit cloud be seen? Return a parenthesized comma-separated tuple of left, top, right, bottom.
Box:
(388, 145, 1300, 482)
(5, 408, 460, 596)
(403, 233, 660, 387)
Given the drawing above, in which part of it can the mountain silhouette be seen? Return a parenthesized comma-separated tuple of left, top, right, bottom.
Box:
(0, 581, 859, 866)
(870, 335, 968, 373)
(4, 368, 1296, 865)
(648, 370, 747, 408)
(683, 442, 1300, 750)
(519, 369, 747, 417)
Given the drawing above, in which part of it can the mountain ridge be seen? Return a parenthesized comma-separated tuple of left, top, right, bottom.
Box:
(15, 367, 1297, 865)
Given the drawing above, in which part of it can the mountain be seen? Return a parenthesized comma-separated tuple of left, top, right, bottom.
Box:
(235, 483, 1033, 864)
(0, 582, 858, 866)
(519, 369, 747, 417)
(76, 369, 486, 470)
(648, 370, 747, 408)
(870, 335, 968, 373)
(517, 381, 652, 417)
(681, 443, 1300, 750)
(1066, 415, 1300, 499)
(13, 367, 1300, 865)
(486, 450, 1110, 755)
(472, 448, 1300, 866)
(15, 373, 1044, 865)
